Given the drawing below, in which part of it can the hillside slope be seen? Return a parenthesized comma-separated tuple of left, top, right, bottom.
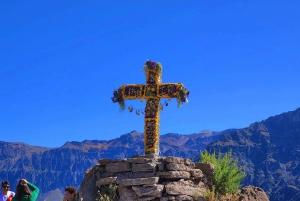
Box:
(207, 107, 300, 201)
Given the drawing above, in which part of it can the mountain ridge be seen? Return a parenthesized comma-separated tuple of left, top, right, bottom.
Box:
(206, 107, 300, 201)
(0, 130, 223, 201)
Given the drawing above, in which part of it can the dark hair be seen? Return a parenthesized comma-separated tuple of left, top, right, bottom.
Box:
(14, 181, 31, 201)
(1, 181, 10, 187)
(65, 186, 77, 194)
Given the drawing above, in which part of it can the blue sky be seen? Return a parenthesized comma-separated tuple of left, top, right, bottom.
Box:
(1, 1, 299, 148)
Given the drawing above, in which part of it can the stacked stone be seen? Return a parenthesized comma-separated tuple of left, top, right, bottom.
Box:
(80, 155, 214, 201)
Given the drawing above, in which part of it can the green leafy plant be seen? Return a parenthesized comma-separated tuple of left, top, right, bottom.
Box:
(200, 150, 246, 196)
(97, 184, 119, 201)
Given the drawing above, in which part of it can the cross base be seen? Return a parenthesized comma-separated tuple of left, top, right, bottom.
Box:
(145, 151, 159, 156)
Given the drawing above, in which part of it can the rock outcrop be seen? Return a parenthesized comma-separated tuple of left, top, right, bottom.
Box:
(80, 154, 269, 201)
(80, 155, 211, 201)
(238, 186, 269, 201)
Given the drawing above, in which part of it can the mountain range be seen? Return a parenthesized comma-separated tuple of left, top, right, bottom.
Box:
(1, 107, 300, 201)
(206, 107, 300, 201)
(0, 130, 224, 201)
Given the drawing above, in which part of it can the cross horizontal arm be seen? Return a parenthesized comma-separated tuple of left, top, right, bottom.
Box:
(112, 83, 189, 110)
(118, 83, 187, 100)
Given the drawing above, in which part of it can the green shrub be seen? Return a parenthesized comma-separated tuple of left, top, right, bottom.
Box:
(200, 150, 246, 195)
(97, 184, 119, 201)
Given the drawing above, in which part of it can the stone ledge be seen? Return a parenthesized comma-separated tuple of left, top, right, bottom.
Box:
(132, 184, 164, 197)
(116, 177, 159, 186)
(105, 162, 131, 173)
(195, 162, 214, 176)
(96, 177, 117, 186)
(157, 171, 191, 179)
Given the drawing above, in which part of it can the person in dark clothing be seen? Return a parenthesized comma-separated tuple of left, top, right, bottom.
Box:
(63, 186, 81, 201)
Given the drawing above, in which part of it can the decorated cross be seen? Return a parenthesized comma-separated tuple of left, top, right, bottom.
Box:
(111, 60, 189, 155)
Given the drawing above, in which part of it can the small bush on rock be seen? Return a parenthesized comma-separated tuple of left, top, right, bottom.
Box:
(200, 150, 246, 196)
(97, 184, 119, 201)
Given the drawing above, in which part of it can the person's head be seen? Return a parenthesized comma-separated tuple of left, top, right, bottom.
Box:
(1, 181, 10, 194)
(65, 186, 77, 199)
(14, 180, 31, 201)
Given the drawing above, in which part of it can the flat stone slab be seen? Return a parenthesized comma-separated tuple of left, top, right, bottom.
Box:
(132, 154, 159, 159)
(127, 158, 154, 164)
(115, 172, 156, 180)
(165, 180, 205, 196)
(132, 184, 164, 197)
(166, 163, 190, 171)
(165, 156, 185, 164)
(105, 162, 131, 173)
(117, 177, 159, 186)
(98, 159, 111, 165)
(96, 177, 117, 186)
(195, 162, 214, 176)
(157, 171, 190, 179)
(132, 163, 157, 172)
(110, 159, 127, 162)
